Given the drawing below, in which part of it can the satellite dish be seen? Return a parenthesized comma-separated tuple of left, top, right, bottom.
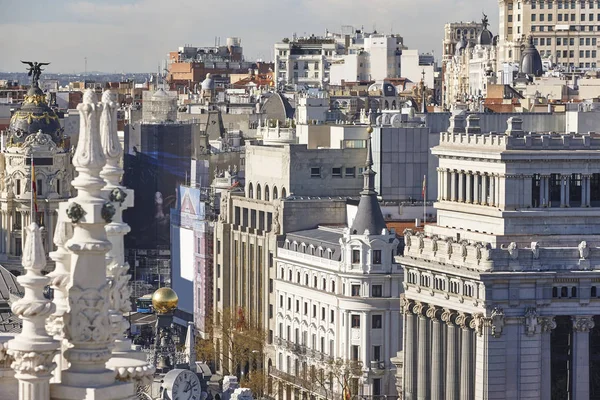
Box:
(390, 114, 402, 128)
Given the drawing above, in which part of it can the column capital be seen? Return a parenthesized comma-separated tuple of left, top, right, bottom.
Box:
(470, 313, 486, 336)
(400, 297, 414, 315)
(455, 312, 471, 330)
(572, 316, 595, 333)
(412, 301, 426, 317)
(426, 305, 442, 321)
(441, 308, 457, 326)
(539, 316, 557, 333)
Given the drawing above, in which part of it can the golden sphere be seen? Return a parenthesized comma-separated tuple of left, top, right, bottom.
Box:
(367, 125, 373, 134)
(151, 287, 179, 314)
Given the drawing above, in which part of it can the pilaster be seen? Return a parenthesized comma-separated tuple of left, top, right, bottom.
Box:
(441, 309, 458, 400)
(572, 316, 594, 400)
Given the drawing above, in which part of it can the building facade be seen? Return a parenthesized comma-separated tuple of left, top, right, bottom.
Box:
(498, 0, 600, 70)
(400, 115, 600, 399)
(271, 140, 402, 399)
(1, 82, 75, 273)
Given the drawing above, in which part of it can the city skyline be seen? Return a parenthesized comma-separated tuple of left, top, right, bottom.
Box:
(0, 0, 497, 73)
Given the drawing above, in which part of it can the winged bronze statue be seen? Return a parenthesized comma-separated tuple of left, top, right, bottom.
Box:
(20, 61, 50, 87)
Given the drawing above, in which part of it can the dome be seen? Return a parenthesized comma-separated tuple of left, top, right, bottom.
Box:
(477, 28, 494, 46)
(201, 73, 215, 90)
(521, 35, 543, 77)
(152, 287, 179, 314)
(7, 85, 63, 147)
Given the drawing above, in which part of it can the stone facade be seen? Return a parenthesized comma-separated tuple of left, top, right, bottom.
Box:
(399, 116, 600, 399)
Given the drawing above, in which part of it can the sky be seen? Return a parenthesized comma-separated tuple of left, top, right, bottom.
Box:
(0, 0, 497, 73)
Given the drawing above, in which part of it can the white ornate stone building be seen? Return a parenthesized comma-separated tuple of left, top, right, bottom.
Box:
(271, 138, 402, 399)
(2, 84, 75, 273)
(400, 114, 600, 399)
(0, 85, 159, 399)
(442, 16, 498, 111)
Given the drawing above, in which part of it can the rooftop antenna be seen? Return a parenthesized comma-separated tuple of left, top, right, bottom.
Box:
(84, 57, 87, 76)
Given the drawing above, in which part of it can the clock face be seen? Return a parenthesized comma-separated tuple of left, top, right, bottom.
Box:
(171, 370, 201, 400)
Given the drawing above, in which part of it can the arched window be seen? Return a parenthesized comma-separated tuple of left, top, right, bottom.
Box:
(256, 184, 262, 200)
(248, 182, 254, 199)
(281, 187, 287, 198)
(265, 185, 270, 201)
(331, 281, 336, 293)
(273, 186, 278, 199)
(314, 276, 318, 288)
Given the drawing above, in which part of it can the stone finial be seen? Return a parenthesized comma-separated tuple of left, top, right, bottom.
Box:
(8, 223, 59, 398)
(505, 117, 524, 137)
(100, 90, 123, 189)
(465, 114, 481, 134)
(447, 113, 466, 134)
(578, 241, 590, 259)
(74, 89, 106, 172)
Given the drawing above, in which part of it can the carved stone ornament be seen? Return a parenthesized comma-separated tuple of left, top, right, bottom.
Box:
(403, 228, 413, 249)
(572, 316, 595, 333)
(109, 187, 127, 204)
(64, 284, 112, 345)
(8, 350, 57, 375)
(490, 307, 505, 338)
(578, 241, 590, 259)
(441, 308, 456, 325)
(431, 236, 438, 254)
(74, 90, 106, 170)
(426, 305, 440, 321)
(470, 313, 485, 336)
(22, 130, 57, 150)
(101, 202, 116, 223)
(524, 307, 538, 336)
(455, 312, 470, 329)
(507, 242, 518, 260)
(531, 242, 540, 259)
(460, 241, 468, 259)
(412, 301, 425, 316)
(66, 202, 86, 223)
(446, 238, 454, 257)
(539, 316, 557, 333)
(400, 297, 413, 315)
(418, 233, 425, 252)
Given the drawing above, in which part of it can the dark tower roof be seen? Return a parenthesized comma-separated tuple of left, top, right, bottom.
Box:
(521, 35, 543, 77)
(7, 65, 63, 147)
(350, 129, 387, 236)
(478, 12, 494, 45)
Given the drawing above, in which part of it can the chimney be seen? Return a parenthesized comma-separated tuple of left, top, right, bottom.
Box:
(505, 117, 524, 137)
(447, 113, 466, 133)
(465, 114, 481, 134)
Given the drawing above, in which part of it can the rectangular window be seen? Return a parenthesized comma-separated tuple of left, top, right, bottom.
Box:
(310, 167, 321, 178)
(345, 167, 356, 177)
(372, 284, 383, 297)
(351, 314, 361, 328)
(373, 378, 381, 396)
(373, 345, 381, 362)
(279, 295, 283, 307)
(304, 302, 308, 315)
(332, 167, 342, 177)
(330, 310, 335, 323)
(549, 13, 553, 20)
(351, 284, 361, 297)
(321, 307, 325, 320)
(16, 180, 21, 195)
(313, 304, 316, 318)
(352, 249, 360, 263)
(296, 300, 300, 313)
(287, 297, 291, 310)
(532, 13, 537, 21)
(372, 250, 382, 264)
(351, 345, 360, 360)
(508, 14, 513, 22)
(372, 315, 382, 329)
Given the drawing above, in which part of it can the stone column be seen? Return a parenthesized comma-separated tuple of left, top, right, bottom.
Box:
(414, 302, 428, 400)
(402, 298, 416, 400)
(47, 206, 73, 383)
(473, 174, 480, 204)
(572, 316, 595, 400)
(50, 89, 135, 399)
(427, 306, 443, 400)
(540, 317, 556, 400)
(490, 175, 496, 206)
(450, 170, 457, 202)
(466, 172, 472, 203)
(7, 223, 58, 400)
(457, 312, 473, 400)
(560, 175, 567, 207)
(481, 174, 488, 205)
(458, 172, 464, 202)
(442, 309, 458, 400)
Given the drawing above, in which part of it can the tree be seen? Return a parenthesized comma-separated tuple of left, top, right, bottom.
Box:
(196, 308, 266, 378)
(306, 358, 363, 400)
